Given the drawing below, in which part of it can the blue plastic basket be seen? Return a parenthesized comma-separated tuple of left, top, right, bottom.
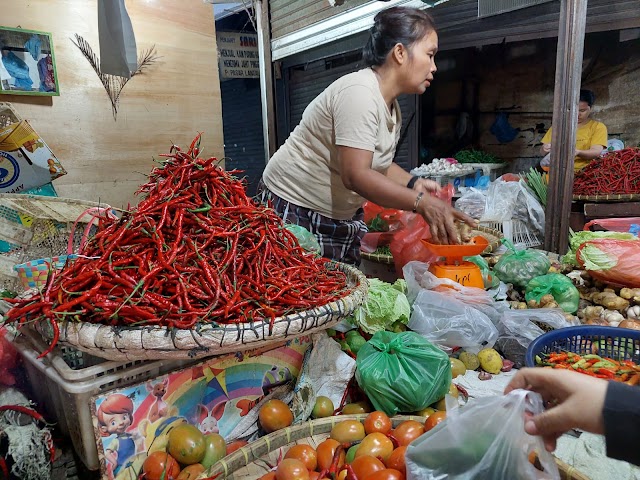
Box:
(525, 325, 640, 367)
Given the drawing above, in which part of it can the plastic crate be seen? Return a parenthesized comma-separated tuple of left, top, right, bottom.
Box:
(463, 163, 507, 181)
(525, 325, 640, 368)
(11, 330, 194, 471)
(480, 218, 542, 249)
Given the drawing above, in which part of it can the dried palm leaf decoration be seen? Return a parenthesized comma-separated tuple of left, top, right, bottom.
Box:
(71, 34, 159, 119)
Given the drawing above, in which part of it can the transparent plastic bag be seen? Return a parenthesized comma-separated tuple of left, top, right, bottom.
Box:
(525, 273, 580, 313)
(454, 188, 487, 220)
(406, 390, 560, 480)
(408, 289, 498, 354)
(284, 224, 321, 254)
(465, 255, 499, 289)
(493, 240, 551, 288)
(355, 331, 451, 416)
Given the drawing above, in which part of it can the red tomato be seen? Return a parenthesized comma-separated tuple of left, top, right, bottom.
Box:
(355, 433, 394, 462)
(226, 440, 249, 454)
(385, 446, 407, 475)
(364, 411, 392, 435)
(176, 464, 205, 480)
(350, 455, 385, 479)
(260, 400, 294, 433)
(316, 439, 344, 471)
(365, 468, 404, 480)
(275, 458, 309, 480)
(285, 445, 318, 471)
(142, 451, 181, 480)
(391, 420, 425, 446)
(424, 411, 446, 432)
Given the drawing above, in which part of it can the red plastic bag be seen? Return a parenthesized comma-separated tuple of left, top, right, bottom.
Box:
(577, 239, 640, 287)
(584, 217, 640, 233)
(389, 212, 438, 277)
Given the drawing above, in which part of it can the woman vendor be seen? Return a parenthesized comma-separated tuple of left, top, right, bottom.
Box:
(540, 89, 608, 171)
(260, 7, 475, 265)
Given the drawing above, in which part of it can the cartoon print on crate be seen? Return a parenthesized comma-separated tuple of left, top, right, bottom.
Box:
(96, 393, 140, 479)
(146, 376, 169, 423)
(197, 404, 219, 434)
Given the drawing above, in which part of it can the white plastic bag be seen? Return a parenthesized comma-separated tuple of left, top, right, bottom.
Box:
(408, 289, 499, 354)
(498, 309, 579, 349)
(406, 389, 560, 480)
(454, 188, 487, 220)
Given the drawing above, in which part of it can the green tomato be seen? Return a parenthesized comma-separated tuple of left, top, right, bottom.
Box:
(345, 444, 360, 464)
(200, 433, 227, 469)
(347, 334, 366, 354)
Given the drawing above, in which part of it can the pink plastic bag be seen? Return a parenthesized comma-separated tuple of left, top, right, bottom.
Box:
(577, 238, 640, 287)
(584, 217, 640, 233)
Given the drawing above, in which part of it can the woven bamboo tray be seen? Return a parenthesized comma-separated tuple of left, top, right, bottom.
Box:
(35, 262, 368, 361)
(573, 193, 640, 202)
(201, 414, 589, 480)
(360, 225, 503, 265)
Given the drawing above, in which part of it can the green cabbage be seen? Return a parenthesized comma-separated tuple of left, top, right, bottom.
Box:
(579, 244, 618, 271)
(562, 230, 637, 266)
(349, 278, 411, 334)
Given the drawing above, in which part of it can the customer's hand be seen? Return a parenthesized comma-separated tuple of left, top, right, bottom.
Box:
(417, 195, 477, 245)
(504, 368, 607, 452)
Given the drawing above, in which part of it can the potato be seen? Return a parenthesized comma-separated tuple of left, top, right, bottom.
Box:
(478, 348, 503, 375)
(459, 351, 480, 371)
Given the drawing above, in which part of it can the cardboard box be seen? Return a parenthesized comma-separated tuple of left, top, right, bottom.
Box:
(0, 120, 66, 193)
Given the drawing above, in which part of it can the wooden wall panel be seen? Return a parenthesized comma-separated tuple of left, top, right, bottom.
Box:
(2, 0, 223, 209)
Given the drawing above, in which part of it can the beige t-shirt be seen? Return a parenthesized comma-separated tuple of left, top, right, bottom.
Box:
(262, 68, 402, 220)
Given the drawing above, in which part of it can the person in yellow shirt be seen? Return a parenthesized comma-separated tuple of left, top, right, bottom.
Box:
(540, 89, 608, 171)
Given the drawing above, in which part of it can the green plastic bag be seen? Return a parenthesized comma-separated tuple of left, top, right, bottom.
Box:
(355, 331, 451, 416)
(465, 255, 499, 289)
(284, 224, 321, 254)
(525, 273, 580, 313)
(494, 239, 551, 288)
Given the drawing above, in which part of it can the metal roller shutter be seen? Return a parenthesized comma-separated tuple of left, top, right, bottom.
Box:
(220, 79, 265, 196)
(286, 53, 418, 172)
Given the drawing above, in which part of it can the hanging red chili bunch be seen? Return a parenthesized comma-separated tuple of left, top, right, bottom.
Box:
(3, 134, 350, 356)
(573, 147, 640, 195)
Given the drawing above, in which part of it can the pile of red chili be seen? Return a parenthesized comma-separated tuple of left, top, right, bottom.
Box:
(4, 135, 351, 355)
(573, 147, 640, 195)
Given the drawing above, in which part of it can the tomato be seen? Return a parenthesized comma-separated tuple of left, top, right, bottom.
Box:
(259, 399, 294, 433)
(142, 451, 181, 480)
(285, 445, 317, 471)
(366, 468, 404, 480)
(201, 433, 227, 469)
(226, 440, 248, 454)
(168, 424, 206, 465)
(330, 420, 365, 443)
(450, 358, 466, 378)
(176, 464, 205, 480)
(350, 455, 385, 479)
(424, 411, 446, 432)
(316, 439, 344, 471)
(364, 411, 392, 435)
(355, 433, 394, 462)
(385, 446, 407, 475)
(345, 444, 359, 464)
(341, 401, 372, 415)
(391, 421, 424, 447)
(275, 458, 309, 480)
(258, 473, 277, 480)
(312, 396, 335, 419)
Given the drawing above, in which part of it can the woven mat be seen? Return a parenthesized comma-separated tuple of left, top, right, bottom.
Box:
(573, 193, 640, 202)
(360, 226, 503, 264)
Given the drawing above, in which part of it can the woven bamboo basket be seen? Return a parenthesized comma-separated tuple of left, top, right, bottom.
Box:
(34, 261, 367, 361)
(201, 414, 589, 480)
(360, 225, 504, 265)
(573, 193, 640, 202)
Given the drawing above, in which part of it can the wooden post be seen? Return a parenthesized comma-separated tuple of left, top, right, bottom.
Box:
(256, 0, 277, 160)
(544, 0, 589, 254)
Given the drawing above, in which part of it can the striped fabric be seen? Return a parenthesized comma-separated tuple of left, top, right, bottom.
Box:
(257, 183, 367, 266)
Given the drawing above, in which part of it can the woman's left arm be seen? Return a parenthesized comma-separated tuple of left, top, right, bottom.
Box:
(575, 145, 604, 160)
(386, 163, 440, 194)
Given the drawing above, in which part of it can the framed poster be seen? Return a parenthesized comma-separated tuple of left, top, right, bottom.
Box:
(0, 27, 60, 96)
